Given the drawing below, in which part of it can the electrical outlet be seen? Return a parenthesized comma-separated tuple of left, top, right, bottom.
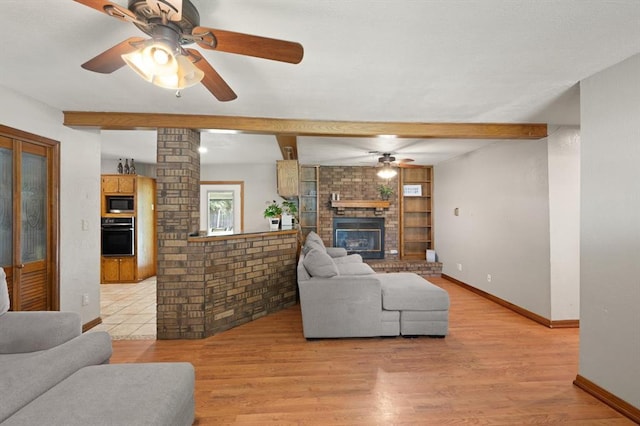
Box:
(456, 263, 463, 271)
(487, 274, 492, 282)
(82, 294, 90, 306)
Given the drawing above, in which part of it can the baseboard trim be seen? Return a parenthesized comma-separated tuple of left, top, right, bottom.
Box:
(82, 316, 102, 332)
(441, 274, 579, 329)
(574, 374, 640, 423)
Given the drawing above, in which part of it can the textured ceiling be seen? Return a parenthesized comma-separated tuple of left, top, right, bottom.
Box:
(2, 1, 640, 165)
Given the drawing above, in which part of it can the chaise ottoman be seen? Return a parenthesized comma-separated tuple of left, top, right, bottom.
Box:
(378, 273, 450, 336)
(4, 362, 195, 426)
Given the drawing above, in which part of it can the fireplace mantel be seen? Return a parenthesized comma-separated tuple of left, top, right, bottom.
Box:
(331, 199, 390, 215)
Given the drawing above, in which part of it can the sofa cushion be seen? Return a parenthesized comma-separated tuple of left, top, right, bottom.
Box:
(4, 363, 195, 426)
(0, 267, 9, 316)
(305, 231, 325, 248)
(302, 248, 338, 278)
(336, 262, 375, 276)
(302, 237, 324, 255)
(332, 253, 363, 264)
(325, 247, 348, 258)
(378, 273, 450, 311)
(0, 331, 112, 423)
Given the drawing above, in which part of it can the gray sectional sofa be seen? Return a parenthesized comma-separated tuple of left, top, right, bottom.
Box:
(0, 267, 195, 426)
(297, 232, 450, 338)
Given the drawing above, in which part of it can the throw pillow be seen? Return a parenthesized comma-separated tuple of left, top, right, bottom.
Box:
(303, 248, 339, 278)
(302, 237, 324, 255)
(305, 231, 326, 249)
(0, 267, 9, 316)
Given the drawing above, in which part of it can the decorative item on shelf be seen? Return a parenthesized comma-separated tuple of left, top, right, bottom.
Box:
(281, 200, 298, 228)
(263, 200, 282, 231)
(124, 159, 130, 174)
(378, 184, 394, 200)
(117, 159, 123, 174)
(403, 184, 422, 196)
(129, 159, 136, 175)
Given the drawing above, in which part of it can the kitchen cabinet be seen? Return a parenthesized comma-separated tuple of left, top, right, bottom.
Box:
(100, 174, 156, 283)
(102, 175, 135, 194)
(101, 256, 136, 283)
(277, 160, 299, 197)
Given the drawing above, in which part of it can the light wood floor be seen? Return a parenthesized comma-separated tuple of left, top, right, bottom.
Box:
(110, 277, 633, 425)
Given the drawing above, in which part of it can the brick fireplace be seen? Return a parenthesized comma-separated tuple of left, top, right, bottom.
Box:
(318, 166, 399, 260)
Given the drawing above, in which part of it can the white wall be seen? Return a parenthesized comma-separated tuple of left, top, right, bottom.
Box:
(434, 140, 552, 318)
(101, 158, 157, 178)
(0, 86, 101, 324)
(200, 163, 280, 233)
(579, 53, 640, 407)
(548, 126, 581, 320)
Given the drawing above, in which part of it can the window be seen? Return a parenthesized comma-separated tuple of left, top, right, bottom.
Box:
(200, 182, 243, 236)
(208, 191, 234, 234)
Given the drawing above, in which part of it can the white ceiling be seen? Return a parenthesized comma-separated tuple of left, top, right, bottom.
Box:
(3, 1, 640, 166)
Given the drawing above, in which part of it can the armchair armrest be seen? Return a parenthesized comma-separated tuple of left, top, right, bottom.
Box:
(298, 276, 385, 338)
(325, 247, 348, 258)
(0, 311, 82, 354)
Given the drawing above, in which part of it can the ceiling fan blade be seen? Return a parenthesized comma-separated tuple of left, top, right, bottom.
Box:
(193, 26, 304, 64)
(81, 37, 145, 73)
(186, 49, 237, 102)
(73, 0, 137, 21)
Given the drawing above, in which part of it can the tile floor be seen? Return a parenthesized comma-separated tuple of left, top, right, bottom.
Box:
(90, 276, 157, 340)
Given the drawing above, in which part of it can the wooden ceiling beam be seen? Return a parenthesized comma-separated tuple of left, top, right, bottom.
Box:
(276, 135, 298, 160)
(63, 111, 547, 139)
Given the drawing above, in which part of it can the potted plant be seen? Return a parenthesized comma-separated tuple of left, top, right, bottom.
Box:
(263, 200, 282, 230)
(378, 184, 394, 200)
(281, 200, 298, 228)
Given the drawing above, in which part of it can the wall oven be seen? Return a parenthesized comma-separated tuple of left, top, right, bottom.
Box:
(101, 217, 135, 256)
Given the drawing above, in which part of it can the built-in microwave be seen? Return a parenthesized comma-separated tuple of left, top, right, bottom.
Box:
(106, 196, 134, 213)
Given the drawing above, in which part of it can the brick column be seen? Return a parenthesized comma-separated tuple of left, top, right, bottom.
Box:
(156, 128, 205, 339)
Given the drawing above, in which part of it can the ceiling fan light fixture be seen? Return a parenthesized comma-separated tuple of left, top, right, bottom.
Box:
(151, 54, 204, 89)
(377, 163, 397, 179)
(122, 41, 204, 90)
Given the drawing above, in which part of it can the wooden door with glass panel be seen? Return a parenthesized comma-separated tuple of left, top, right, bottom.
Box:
(0, 129, 59, 311)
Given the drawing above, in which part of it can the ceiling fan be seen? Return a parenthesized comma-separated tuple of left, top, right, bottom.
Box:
(375, 152, 415, 167)
(74, 0, 304, 101)
(373, 152, 416, 179)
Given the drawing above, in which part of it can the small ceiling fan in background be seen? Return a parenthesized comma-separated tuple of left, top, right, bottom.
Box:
(373, 152, 416, 179)
(73, 0, 304, 101)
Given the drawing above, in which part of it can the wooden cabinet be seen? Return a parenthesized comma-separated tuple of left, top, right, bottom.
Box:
(102, 175, 135, 194)
(299, 165, 319, 238)
(100, 174, 156, 283)
(400, 167, 433, 260)
(277, 160, 299, 197)
(102, 257, 136, 283)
